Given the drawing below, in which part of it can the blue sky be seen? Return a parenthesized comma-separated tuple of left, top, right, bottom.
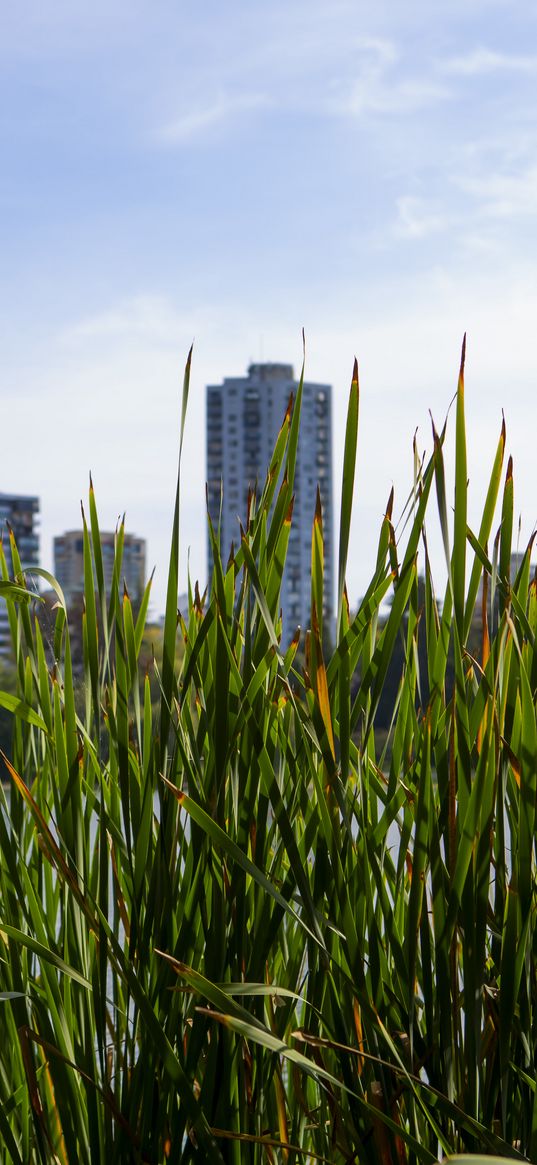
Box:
(2, 1, 537, 615)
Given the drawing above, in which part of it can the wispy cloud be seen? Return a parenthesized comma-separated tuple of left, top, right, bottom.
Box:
(394, 196, 454, 240)
(441, 46, 537, 76)
(341, 76, 449, 117)
(458, 165, 537, 219)
(326, 36, 450, 118)
(158, 92, 269, 144)
(394, 161, 537, 246)
(59, 295, 186, 346)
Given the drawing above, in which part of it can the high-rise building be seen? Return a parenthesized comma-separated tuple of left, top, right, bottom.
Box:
(54, 530, 146, 604)
(0, 493, 40, 657)
(206, 362, 333, 639)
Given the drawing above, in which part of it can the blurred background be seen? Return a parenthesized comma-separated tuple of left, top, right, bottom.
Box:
(2, 0, 536, 615)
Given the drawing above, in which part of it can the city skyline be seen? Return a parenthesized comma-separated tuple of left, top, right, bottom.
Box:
(0, 496, 148, 654)
(2, 2, 537, 615)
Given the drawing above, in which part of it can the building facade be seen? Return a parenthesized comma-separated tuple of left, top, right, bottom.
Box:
(206, 362, 333, 639)
(0, 493, 40, 657)
(54, 530, 146, 605)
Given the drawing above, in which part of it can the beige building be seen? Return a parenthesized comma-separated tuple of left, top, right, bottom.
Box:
(54, 529, 146, 604)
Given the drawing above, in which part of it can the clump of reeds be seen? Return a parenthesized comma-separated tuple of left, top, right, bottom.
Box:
(0, 341, 536, 1164)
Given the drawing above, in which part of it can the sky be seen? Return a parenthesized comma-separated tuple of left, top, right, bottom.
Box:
(2, 0, 537, 617)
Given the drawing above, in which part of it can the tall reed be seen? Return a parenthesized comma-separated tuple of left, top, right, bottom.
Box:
(0, 341, 536, 1164)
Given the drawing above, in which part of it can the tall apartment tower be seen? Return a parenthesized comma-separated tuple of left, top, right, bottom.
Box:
(0, 493, 40, 657)
(206, 363, 333, 638)
(54, 530, 146, 604)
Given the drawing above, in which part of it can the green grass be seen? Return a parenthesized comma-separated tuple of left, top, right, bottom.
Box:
(0, 342, 536, 1163)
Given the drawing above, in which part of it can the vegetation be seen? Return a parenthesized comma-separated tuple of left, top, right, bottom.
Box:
(0, 652, 17, 760)
(0, 341, 536, 1163)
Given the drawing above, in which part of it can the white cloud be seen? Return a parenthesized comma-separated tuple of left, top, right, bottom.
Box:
(458, 165, 537, 219)
(394, 196, 453, 239)
(343, 77, 449, 117)
(153, 32, 453, 143)
(158, 92, 269, 144)
(324, 36, 451, 118)
(59, 296, 190, 346)
(442, 46, 537, 76)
